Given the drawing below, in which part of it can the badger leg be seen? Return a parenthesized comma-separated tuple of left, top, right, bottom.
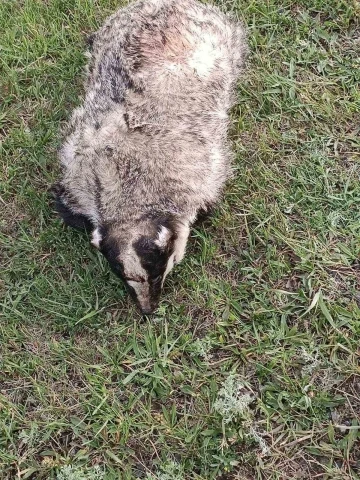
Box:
(50, 183, 93, 232)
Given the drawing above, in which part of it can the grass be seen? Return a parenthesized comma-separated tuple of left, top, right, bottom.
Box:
(0, 0, 359, 478)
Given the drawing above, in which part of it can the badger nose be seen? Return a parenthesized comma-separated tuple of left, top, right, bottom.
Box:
(141, 307, 156, 316)
(137, 297, 160, 316)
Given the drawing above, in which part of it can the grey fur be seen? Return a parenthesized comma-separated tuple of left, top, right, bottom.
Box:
(53, 0, 247, 314)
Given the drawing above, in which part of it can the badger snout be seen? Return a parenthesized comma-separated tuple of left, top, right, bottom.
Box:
(124, 279, 162, 316)
(137, 296, 160, 316)
(138, 288, 162, 316)
(140, 305, 157, 316)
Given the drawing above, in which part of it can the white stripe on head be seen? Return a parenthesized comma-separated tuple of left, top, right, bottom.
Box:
(155, 225, 171, 248)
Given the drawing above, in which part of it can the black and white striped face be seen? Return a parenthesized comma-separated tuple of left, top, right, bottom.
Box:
(91, 222, 180, 315)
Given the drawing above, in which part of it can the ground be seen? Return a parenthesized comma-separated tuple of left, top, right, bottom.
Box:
(0, 0, 359, 479)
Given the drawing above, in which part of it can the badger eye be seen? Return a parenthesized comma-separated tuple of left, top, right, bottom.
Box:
(125, 276, 145, 283)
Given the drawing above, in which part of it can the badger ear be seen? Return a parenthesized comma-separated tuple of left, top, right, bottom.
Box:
(153, 215, 178, 250)
(91, 227, 103, 249)
(154, 225, 172, 248)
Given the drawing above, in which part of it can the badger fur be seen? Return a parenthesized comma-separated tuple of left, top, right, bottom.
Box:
(52, 0, 247, 315)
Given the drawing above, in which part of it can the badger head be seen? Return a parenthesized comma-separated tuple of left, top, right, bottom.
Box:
(92, 216, 188, 315)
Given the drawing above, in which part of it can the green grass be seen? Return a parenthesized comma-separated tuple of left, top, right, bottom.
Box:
(1, 0, 359, 478)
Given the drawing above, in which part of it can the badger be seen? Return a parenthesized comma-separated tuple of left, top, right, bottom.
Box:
(52, 0, 247, 315)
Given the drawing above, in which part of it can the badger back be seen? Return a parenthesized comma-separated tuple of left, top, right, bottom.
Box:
(88, 0, 247, 117)
(59, 0, 247, 224)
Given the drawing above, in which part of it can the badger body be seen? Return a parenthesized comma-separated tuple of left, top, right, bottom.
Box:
(53, 0, 247, 314)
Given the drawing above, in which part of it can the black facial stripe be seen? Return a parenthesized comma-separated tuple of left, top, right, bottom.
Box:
(99, 227, 124, 279)
(133, 237, 173, 280)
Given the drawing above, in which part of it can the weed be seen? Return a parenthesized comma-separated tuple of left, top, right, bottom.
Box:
(0, 0, 359, 478)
